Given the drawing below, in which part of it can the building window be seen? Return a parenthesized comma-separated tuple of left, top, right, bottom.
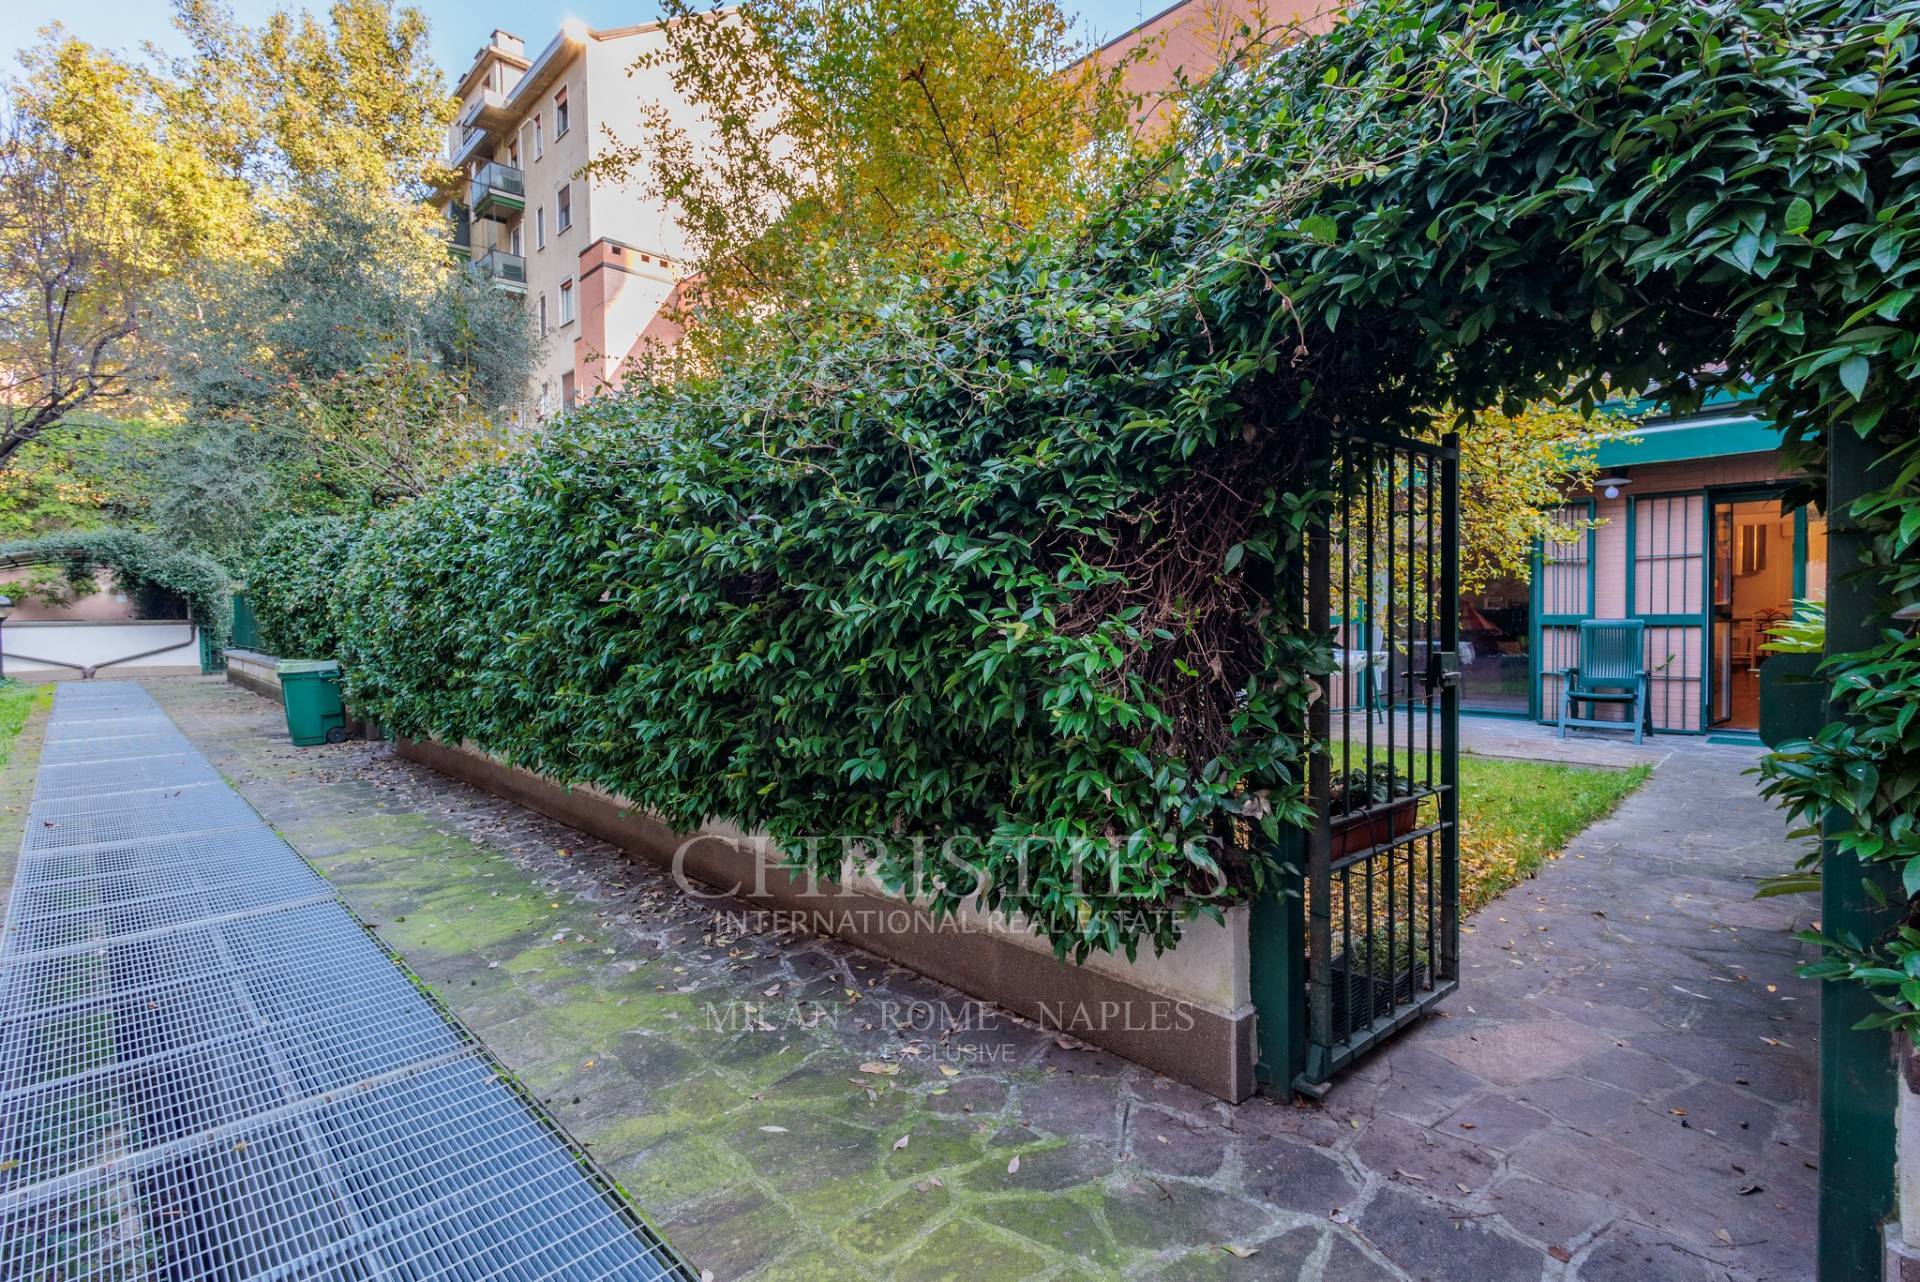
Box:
(538, 292, 548, 337)
(519, 123, 532, 164)
(508, 138, 520, 168)
(561, 370, 576, 407)
(536, 205, 546, 249)
(554, 86, 569, 137)
(558, 277, 575, 325)
(508, 222, 523, 256)
(556, 182, 572, 233)
(533, 113, 543, 158)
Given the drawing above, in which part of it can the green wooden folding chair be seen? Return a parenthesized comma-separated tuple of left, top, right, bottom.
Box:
(1556, 619, 1650, 744)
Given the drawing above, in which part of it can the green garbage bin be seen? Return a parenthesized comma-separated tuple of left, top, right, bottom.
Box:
(277, 659, 348, 746)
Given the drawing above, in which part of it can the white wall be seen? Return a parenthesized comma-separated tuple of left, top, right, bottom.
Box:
(582, 25, 718, 266)
(2, 621, 200, 679)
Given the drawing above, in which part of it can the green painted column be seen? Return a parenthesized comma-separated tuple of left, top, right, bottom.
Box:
(1817, 425, 1901, 1280)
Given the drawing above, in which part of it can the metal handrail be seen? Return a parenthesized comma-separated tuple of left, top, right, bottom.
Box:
(472, 248, 527, 285)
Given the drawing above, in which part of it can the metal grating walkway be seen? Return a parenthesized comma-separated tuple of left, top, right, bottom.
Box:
(0, 683, 696, 1281)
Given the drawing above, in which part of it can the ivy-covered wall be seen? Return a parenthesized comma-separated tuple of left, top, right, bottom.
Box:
(0, 530, 232, 646)
(244, 0, 1918, 965)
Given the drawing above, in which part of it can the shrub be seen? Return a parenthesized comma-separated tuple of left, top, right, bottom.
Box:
(245, 517, 366, 659)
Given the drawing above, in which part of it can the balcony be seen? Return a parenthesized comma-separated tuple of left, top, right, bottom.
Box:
(468, 162, 525, 220)
(471, 248, 527, 293)
(450, 126, 490, 171)
(459, 88, 514, 134)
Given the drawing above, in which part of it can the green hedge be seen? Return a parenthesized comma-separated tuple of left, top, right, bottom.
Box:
(244, 517, 367, 659)
(0, 531, 232, 645)
(320, 0, 1917, 961)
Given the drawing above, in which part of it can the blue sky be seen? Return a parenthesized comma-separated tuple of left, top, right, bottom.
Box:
(3, 1, 1161, 86)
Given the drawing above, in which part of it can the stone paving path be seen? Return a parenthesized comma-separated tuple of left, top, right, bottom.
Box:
(133, 676, 1816, 1282)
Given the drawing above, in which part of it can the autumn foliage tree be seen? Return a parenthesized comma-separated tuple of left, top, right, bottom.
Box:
(3, 0, 534, 559)
(0, 41, 249, 468)
(585, 0, 1149, 347)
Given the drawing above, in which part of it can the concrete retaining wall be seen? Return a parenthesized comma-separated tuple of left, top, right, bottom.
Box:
(394, 736, 1257, 1100)
(225, 649, 284, 702)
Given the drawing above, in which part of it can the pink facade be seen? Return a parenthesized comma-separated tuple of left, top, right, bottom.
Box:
(575, 239, 687, 397)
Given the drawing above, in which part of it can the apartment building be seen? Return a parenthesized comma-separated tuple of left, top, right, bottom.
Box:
(443, 23, 708, 416)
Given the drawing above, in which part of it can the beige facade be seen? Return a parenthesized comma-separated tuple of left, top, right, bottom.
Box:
(442, 24, 713, 415)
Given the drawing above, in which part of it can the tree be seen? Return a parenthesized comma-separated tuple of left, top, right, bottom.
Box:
(1, 0, 457, 477)
(585, 0, 1148, 342)
(0, 37, 250, 469)
(3, 3, 525, 559)
(162, 0, 453, 201)
(0, 115, 141, 467)
(1453, 404, 1604, 594)
(129, 190, 535, 563)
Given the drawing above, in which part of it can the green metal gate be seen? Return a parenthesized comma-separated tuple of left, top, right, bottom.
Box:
(1254, 428, 1462, 1094)
(231, 591, 262, 652)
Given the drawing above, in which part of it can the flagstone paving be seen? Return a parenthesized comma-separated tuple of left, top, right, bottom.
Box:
(126, 675, 1816, 1281)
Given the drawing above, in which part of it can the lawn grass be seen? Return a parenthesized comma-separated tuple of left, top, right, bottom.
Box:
(1456, 753, 1650, 913)
(0, 680, 52, 769)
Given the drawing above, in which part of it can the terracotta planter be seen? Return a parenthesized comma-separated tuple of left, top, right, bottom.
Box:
(1329, 796, 1419, 859)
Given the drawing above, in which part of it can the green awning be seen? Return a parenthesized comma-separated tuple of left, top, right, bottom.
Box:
(1592, 414, 1783, 468)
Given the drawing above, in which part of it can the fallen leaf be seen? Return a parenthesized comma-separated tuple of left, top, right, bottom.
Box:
(758, 1125, 789, 1134)
(1220, 1245, 1258, 1259)
(1548, 1245, 1572, 1263)
(893, 1135, 910, 1151)
(859, 1062, 899, 1076)
(1715, 1229, 1734, 1247)
(1007, 1156, 1020, 1175)
(939, 1065, 960, 1078)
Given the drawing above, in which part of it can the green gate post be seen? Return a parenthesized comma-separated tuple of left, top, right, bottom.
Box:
(1250, 831, 1307, 1093)
(1817, 425, 1902, 1280)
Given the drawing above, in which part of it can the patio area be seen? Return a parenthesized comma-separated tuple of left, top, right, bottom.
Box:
(43, 675, 1813, 1281)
